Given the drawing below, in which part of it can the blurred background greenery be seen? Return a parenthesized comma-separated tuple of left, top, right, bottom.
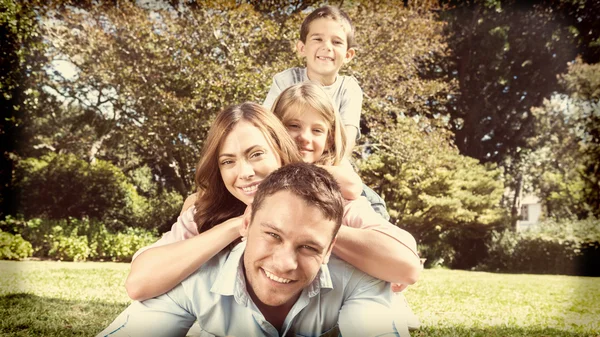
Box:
(1, 0, 598, 274)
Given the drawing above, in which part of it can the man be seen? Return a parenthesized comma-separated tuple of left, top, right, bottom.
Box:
(98, 163, 406, 336)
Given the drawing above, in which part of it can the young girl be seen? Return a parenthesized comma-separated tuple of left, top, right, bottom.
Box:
(271, 80, 363, 200)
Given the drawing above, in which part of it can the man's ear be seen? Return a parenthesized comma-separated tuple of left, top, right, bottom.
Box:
(343, 47, 355, 64)
(322, 236, 337, 264)
(296, 40, 306, 57)
(240, 204, 253, 238)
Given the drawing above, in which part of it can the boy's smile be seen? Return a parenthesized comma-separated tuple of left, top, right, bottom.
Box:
(297, 17, 355, 86)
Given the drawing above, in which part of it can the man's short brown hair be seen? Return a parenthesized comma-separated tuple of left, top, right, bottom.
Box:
(251, 163, 345, 241)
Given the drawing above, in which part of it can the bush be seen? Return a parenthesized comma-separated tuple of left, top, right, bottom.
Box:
(0, 230, 33, 260)
(103, 227, 158, 262)
(2, 216, 158, 262)
(477, 218, 600, 276)
(47, 228, 91, 262)
(13, 154, 182, 231)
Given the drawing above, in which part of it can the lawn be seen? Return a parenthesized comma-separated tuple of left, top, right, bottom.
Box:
(1, 261, 599, 336)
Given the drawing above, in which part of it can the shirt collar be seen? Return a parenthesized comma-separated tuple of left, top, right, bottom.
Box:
(210, 241, 334, 305)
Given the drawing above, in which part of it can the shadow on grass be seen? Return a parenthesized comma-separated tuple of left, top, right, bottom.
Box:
(412, 326, 594, 337)
(0, 293, 128, 337)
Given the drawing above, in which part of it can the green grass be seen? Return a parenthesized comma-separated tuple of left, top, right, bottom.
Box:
(1, 261, 599, 336)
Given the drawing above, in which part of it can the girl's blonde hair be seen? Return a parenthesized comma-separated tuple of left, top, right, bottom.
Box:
(193, 102, 302, 234)
(271, 81, 346, 165)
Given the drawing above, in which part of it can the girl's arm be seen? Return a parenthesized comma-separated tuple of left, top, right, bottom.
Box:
(319, 158, 362, 200)
(125, 207, 242, 301)
(332, 197, 421, 285)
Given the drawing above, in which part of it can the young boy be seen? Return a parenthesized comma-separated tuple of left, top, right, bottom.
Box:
(263, 5, 422, 331)
(263, 5, 361, 156)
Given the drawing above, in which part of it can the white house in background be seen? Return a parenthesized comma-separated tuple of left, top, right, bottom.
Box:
(516, 194, 542, 231)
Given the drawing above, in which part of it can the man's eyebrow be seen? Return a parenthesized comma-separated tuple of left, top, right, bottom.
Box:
(260, 222, 284, 234)
(219, 145, 264, 159)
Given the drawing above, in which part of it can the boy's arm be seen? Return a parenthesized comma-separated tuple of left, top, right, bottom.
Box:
(344, 126, 358, 157)
(339, 77, 362, 156)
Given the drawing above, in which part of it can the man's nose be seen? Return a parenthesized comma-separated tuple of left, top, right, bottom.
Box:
(272, 245, 298, 273)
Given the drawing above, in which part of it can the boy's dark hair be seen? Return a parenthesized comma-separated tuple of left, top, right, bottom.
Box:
(251, 163, 345, 241)
(299, 5, 356, 49)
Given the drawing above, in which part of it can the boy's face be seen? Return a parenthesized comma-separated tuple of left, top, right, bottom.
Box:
(297, 17, 355, 85)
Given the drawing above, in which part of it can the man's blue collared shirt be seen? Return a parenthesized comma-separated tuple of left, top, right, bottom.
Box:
(98, 242, 400, 337)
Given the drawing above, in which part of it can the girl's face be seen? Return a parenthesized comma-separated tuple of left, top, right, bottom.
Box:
(218, 120, 282, 205)
(283, 106, 331, 164)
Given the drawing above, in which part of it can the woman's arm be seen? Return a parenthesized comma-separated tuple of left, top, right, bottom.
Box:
(125, 210, 242, 301)
(332, 198, 421, 285)
(319, 159, 362, 200)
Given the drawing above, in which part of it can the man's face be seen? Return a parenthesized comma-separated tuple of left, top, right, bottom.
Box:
(241, 190, 336, 309)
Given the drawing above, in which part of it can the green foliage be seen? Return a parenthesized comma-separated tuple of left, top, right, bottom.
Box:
(525, 58, 600, 219)
(0, 0, 48, 218)
(30, 1, 300, 195)
(102, 227, 158, 262)
(14, 153, 133, 226)
(13, 153, 182, 230)
(4, 216, 158, 262)
(441, 1, 579, 165)
(0, 231, 33, 260)
(348, 2, 452, 125)
(47, 228, 91, 262)
(358, 105, 507, 246)
(479, 218, 600, 275)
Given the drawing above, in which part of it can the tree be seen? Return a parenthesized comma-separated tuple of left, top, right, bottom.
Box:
(14, 153, 182, 230)
(27, 1, 303, 197)
(525, 59, 600, 219)
(0, 0, 48, 218)
(441, 0, 578, 165)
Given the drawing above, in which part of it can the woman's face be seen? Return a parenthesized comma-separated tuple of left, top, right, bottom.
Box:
(283, 106, 331, 164)
(218, 120, 282, 205)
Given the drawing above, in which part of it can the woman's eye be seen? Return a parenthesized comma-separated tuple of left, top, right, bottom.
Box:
(220, 159, 233, 165)
(287, 124, 300, 129)
(313, 129, 324, 134)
